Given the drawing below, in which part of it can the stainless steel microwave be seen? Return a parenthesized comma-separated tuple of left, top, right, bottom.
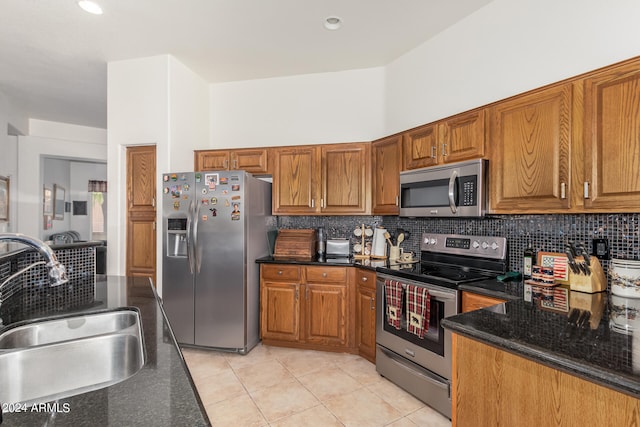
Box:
(399, 159, 487, 217)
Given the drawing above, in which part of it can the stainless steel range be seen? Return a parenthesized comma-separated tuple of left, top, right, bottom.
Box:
(376, 233, 507, 419)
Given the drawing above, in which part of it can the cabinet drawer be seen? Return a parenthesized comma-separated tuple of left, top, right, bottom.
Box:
(461, 291, 506, 313)
(355, 269, 376, 289)
(261, 264, 301, 282)
(305, 266, 347, 283)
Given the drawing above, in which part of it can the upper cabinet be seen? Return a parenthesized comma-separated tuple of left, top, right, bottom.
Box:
(321, 143, 370, 215)
(582, 59, 640, 211)
(194, 148, 269, 174)
(372, 135, 402, 215)
(402, 109, 486, 171)
(272, 142, 370, 215)
(489, 83, 573, 213)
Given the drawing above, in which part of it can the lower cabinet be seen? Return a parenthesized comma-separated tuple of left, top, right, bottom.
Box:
(260, 264, 355, 352)
(355, 269, 376, 362)
(461, 291, 506, 313)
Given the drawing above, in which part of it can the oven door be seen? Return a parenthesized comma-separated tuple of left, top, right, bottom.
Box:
(376, 273, 458, 380)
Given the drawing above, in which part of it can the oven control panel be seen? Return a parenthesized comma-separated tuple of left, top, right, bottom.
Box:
(421, 233, 507, 260)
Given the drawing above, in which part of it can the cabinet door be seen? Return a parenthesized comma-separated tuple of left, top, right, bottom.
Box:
(441, 109, 486, 163)
(356, 283, 376, 362)
(372, 135, 402, 215)
(272, 146, 320, 214)
(194, 150, 229, 171)
(583, 60, 640, 210)
(260, 282, 300, 342)
(230, 148, 269, 174)
(304, 283, 347, 346)
(321, 143, 370, 214)
(403, 123, 438, 170)
(489, 83, 573, 213)
(461, 292, 506, 313)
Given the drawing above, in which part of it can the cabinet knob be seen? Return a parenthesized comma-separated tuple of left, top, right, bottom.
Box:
(322, 272, 327, 277)
(361, 276, 367, 282)
(584, 182, 590, 199)
(431, 146, 437, 159)
(278, 270, 283, 275)
(560, 182, 566, 199)
(442, 143, 448, 157)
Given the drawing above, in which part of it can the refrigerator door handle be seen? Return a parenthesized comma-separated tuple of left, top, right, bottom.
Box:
(192, 200, 202, 274)
(186, 200, 195, 274)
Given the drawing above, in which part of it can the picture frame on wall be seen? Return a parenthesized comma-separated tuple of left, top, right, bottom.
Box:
(53, 184, 65, 220)
(0, 176, 9, 222)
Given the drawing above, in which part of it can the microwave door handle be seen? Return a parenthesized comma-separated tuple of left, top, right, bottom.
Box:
(448, 170, 458, 214)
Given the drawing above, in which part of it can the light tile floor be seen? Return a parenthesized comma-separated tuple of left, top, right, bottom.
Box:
(182, 343, 451, 427)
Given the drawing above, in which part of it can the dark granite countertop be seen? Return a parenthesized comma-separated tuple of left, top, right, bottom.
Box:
(1, 275, 210, 427)
(442, 294, 640, 398)
(256, 255, 383, 271)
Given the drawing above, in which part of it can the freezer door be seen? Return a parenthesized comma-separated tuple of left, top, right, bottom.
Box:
(161, 172, 197, 345)
(194, 171, 247, 349)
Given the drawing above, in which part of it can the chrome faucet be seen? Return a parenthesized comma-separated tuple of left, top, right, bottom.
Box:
(0, 233, 69, 289)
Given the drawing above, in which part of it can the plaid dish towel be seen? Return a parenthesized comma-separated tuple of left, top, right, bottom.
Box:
(384, 279, 403, 329)
(406, 284, 430, 339)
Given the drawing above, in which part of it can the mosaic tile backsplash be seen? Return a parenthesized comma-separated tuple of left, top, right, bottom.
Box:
(0, 246, 96, 325)
(277, 213, 640, 285)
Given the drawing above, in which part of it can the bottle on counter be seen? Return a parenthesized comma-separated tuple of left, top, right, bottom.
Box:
(317, 226, 326, 257)
(523, 242, 536, 279)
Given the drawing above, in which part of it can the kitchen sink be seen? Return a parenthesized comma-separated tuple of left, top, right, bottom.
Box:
(0, 309, 145, 405)
(0, 309, 140, 349)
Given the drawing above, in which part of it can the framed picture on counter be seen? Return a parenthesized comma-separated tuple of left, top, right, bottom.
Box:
(0, 176, 9, 222)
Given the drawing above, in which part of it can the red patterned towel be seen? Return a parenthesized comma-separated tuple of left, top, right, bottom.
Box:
(384, 279, 403, 329)
(406, 284, 430, 339)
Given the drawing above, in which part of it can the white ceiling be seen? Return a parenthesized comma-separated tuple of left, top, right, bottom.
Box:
(0, 0, 491, 129)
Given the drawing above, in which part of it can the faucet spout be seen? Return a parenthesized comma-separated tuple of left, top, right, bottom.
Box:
(0, 233, 69, 286)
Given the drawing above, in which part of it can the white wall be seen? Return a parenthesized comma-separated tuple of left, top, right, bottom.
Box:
(107, 54, 209, 293)
(385, 0, 640, 134)
(16, 120, 107, 240)
(209, 67, 386, 148)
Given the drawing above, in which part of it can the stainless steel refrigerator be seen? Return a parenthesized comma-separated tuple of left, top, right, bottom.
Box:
(161, 170, 272, 353)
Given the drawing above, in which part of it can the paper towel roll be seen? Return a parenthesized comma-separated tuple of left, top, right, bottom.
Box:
(372, 227, 387, 258)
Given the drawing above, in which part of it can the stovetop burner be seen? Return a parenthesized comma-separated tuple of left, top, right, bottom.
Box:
(420, 265, 493, 285)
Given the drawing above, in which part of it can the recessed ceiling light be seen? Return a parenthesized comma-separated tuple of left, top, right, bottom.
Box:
(78, 1, 103, 15)
(324, 16, 342, 31)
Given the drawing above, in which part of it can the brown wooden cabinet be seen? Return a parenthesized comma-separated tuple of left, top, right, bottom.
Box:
(452, 334, 640, 426)
(582, 59, 640, 211)
(402, 109, 486, 171)
(194, 148, 269, 174)
(461, 291, 506, 313)
(260, 265, 301, 342)
(355, 269, 376, 363)
(272, 143, 370, 215)
(260, 264, 354, 352)
(372, 135, 402, 215)
(489, 83, 573, 213)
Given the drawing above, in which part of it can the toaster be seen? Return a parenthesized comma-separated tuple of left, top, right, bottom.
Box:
(326, 239, 350, 257)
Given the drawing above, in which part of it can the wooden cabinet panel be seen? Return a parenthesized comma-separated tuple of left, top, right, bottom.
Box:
(194, 150, 229, 171)
(260, 282, 300, 342)
(453, 334, 640, 427)
(489, 83, 573, 213)
(305, 283, 347, 346)
(261, 264, 301, 282)
(305, 266, 347, 283)
(442, 109, 486, 163)
(372, 135, 402, 215)
(321, 143, 370, 214)
(583, 60, 640, 211)
(272, 146, 320, 214)
(356, 269, 376, 362)
(461, 291, 506, 313)
(231, 149, 269, 174)
(127, 146, 156, 211)
(403, 123, 438, 170)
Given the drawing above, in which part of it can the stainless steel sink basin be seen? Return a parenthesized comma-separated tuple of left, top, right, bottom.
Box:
(0, 309, 145, 405)
(0, 309, 140, 349)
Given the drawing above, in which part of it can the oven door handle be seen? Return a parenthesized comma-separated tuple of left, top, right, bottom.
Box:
(448, 170, 458, 214)
(425, 289, 457, 300)
(378, 346, 450, 392)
